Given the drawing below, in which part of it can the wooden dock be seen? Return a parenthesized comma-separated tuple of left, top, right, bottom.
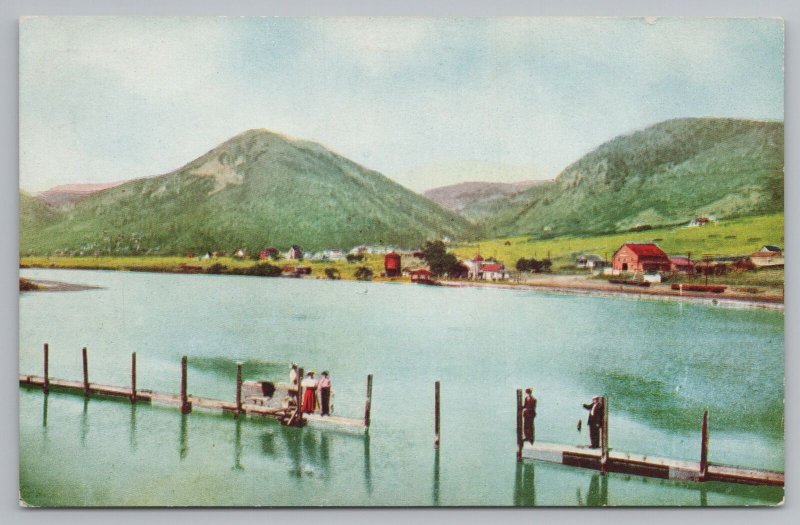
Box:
(520, 442, 783, 487)
(20, 346, 369, 431)
(20, 373, 368, 429)
(515, 389, 783, 488)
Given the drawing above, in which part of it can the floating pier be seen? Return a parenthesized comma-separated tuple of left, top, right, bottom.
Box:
(515, 389, 783, 488)
(20, 344, 369, 431)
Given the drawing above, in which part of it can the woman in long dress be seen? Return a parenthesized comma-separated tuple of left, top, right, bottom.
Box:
(300, 371, 318, 413)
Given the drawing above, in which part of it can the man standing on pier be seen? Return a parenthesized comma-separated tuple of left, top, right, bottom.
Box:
(583, 396, 603, 448)
(318, 371, 332, 416)
(523, 388, 537, 444)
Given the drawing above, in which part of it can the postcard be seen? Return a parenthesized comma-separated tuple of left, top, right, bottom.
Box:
(19, 17, 784, 506)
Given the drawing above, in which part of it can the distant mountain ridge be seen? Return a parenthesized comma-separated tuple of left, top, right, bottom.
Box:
(482, 118, 784, 238)
(20, 129, 473, 256)
(424, 180, 551, 221)
(37, 181, 128, 207)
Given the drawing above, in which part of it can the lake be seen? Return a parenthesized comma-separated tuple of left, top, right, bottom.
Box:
(18, 268, 784, 506)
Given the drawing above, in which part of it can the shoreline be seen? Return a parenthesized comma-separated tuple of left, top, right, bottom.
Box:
(20, 264, 783, 309)
(19, 277, 101, 293)
(440, 278, 784, 310)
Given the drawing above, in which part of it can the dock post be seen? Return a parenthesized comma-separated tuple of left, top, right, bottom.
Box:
(235, 362, 243, 418)
(180, 355, 191, 414)
(516, 388, 523, 461)
(700, 409, 710, 481)
(297, 366, 305, 410)
(82, 347, 90, 397)
(600, 396, 609, 474)
(364, 374, 373, 429)
(43, 343, 49, 395)
(130, 352, 137, 404)
(434, 380, 440, 449)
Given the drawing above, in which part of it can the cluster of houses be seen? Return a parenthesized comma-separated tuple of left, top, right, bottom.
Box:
(383, 251, 512, 281)
(590, 242, 784, 280)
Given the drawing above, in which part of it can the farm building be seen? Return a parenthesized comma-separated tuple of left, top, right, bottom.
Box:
(750, 247, 784, 268)
(576, 254, 606, 269)
(463, 254, 485, 279)
(384, 251, 402, 277)
(286, 245, 303, 260)
(612, 243, 671, 273)
(669, 256, 695, 273)
(480, 262, 510, 281)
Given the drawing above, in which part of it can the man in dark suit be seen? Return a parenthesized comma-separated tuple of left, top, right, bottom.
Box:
(583, 396, 603, 448)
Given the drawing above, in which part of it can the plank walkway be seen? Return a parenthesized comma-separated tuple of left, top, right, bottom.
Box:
(20, 374, 366, 430)
(521, 441, 783, 487)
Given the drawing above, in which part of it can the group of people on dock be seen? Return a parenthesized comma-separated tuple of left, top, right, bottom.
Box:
(290, 363, 333, 416)
(522, 389, 606, 449)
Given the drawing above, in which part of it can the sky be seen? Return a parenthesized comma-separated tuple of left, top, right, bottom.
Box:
(19, 17, 784, 193)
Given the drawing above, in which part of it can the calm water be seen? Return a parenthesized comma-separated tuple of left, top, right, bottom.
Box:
(19, 269, 784, 506)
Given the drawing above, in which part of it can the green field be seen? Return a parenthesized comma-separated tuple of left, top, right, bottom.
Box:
(19, 253, 393, 281)
(451, 213, 784, 269)
(20, 213, 784, 288)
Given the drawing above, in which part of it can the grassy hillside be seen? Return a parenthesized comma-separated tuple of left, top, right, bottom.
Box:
(20, 130, 473, 256)
(483, 118, 784, 238)
(452, 213, 784, 271)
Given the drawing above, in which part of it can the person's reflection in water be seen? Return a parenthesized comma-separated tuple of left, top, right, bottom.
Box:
(578, 473, 608, 506)
(233, 418, 243, 471)
(432, 448, 441, 506)
(319, 433, 331, 479)
(179, 414, 189, 460)
(513, 462, 536, 506)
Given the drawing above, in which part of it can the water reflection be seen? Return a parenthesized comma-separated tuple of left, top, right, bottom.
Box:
(41, 394, 48, 429)
(233, 418, 243, 471)
(432, 448, 440, 506)
(576, 473, 608, 506)
(179, 414, 189, 460)
(129, 403, 137, 451)
(363, 434, 372, 495)
(80, 398, 89, 446)
(513, 462, 536, 506)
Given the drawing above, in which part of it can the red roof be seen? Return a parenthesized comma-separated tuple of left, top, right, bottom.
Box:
(481, 263, 504, 272)
(472, 254, 484, 262)
(410, 268, 432, 276)
(620, 243, 668, 258)
(669, 257, 693, 265)
(751, 251, 782, 258)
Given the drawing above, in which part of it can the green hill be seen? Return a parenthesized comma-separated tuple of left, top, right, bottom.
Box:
(20, 130, 472, 256)
(482, 118, 784, 238)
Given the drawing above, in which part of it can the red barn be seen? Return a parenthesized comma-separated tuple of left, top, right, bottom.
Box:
(612, 243, 671, 273)
(384, 251, 402, 277)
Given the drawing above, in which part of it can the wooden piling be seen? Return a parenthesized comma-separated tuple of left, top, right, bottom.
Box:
(600, 396, 609, 474)
(516, 388, 523, 461)
(180, 355, 191, 414)
(364, 374, 373, 429)
(82, 347, 89, 397)
(43, 343, 49, 395)
(700, 409, 710, 481)
(434, 380, 440, 449)
(235, 362, 243, 418)
(297, 366, 305, 408)
(130, 352, 137, 404)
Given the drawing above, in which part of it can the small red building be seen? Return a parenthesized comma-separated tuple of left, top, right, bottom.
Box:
(384, 251, 402, 277)
(612, 243, 671, 273)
